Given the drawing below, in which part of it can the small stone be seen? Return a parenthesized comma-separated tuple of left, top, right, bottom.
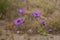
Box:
(16, 30, 20, 34)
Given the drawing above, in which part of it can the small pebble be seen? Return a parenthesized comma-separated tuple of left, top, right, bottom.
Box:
(16, 30, 20, 34)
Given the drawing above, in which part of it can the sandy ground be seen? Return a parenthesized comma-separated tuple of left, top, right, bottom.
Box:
(0, 28, 60, 40)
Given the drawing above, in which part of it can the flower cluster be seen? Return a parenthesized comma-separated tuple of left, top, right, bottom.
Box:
(13, 9, 52, 34)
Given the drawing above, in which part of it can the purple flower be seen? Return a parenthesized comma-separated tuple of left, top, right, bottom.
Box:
(18, 9, 24, 13)
(39, 19, 43, 24)
(49, 29, 53, 32)
(32, 11, 40, 18)
(43, 22, 46, 26)
(14, 18, 23, 25)
(39, 19, 46, 26)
